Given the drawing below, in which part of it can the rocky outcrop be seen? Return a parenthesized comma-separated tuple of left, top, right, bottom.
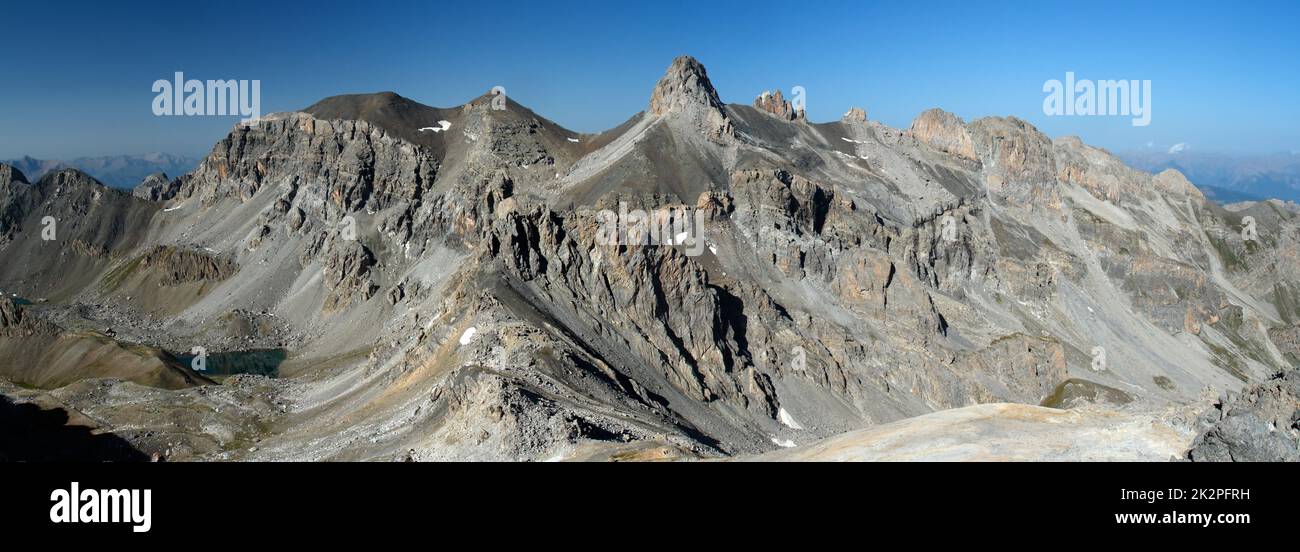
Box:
(484, 117, 555, 168)
(138, 246, 238, 285)
(910, 108, 977, 161)
(322, 239, 378, 311)
(0, 296, 23, 329)
(132, 172, 181, 201)
(753, 89, 804, 121)
(1188, 367, 1300, 461)
(842, 107, 867, 124)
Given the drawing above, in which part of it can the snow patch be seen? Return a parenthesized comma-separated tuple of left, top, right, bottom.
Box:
(778, 407, 804, 430)
(458, 327, 477, 346)
(419, 121, 452, 133)
(771, 437, 797, 448)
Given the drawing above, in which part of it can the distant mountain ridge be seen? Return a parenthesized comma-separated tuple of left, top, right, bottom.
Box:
(1119, 150, 1300, 203)
(4, 153, 198, 188)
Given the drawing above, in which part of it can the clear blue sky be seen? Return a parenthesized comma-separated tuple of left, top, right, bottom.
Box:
(1, 0, 1297, 160)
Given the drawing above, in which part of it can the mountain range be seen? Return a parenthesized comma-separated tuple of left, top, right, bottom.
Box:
(3, 153, 198, 189)
(1120, 149, 1300, 204)
(1, 56, 1296, 462)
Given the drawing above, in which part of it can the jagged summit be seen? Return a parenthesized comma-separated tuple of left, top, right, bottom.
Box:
(649, 55, 725, 115)
(644, 55, 733, 144)
(841, 107, 867, 124)
(752, 89, 804, 121)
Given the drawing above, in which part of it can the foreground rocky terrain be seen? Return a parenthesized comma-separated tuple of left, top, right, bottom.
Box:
(1, 57, 1297, 461)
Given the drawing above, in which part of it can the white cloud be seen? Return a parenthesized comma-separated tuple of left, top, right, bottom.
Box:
(1168, 143, 1188, 154)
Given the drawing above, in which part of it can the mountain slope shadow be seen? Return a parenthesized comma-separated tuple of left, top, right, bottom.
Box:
(0, 395, 147, 462)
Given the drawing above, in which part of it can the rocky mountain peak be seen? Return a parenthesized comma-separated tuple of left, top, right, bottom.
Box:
(649, 56, 724, 115)
(303, 91, 454, 148)
(36, 168, 106, 191)
(132, 172, 179, 202)
(648, 55, 733, 142)
(842, 107, 867, 124)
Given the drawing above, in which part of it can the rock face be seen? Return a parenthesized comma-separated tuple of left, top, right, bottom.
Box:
(138, 246, 237, 285)
(968, 116, 1062, 209)
(2, 55, 1299, 461)
(910, 108, 976, 161)
(1188, 367, 1300, 461)
(181, 112, 439, 210)
(0, 296, 24, 330)
(321, 240, 378, 311)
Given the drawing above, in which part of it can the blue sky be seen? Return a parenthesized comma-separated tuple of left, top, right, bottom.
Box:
(1, 0, 1297, 160)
